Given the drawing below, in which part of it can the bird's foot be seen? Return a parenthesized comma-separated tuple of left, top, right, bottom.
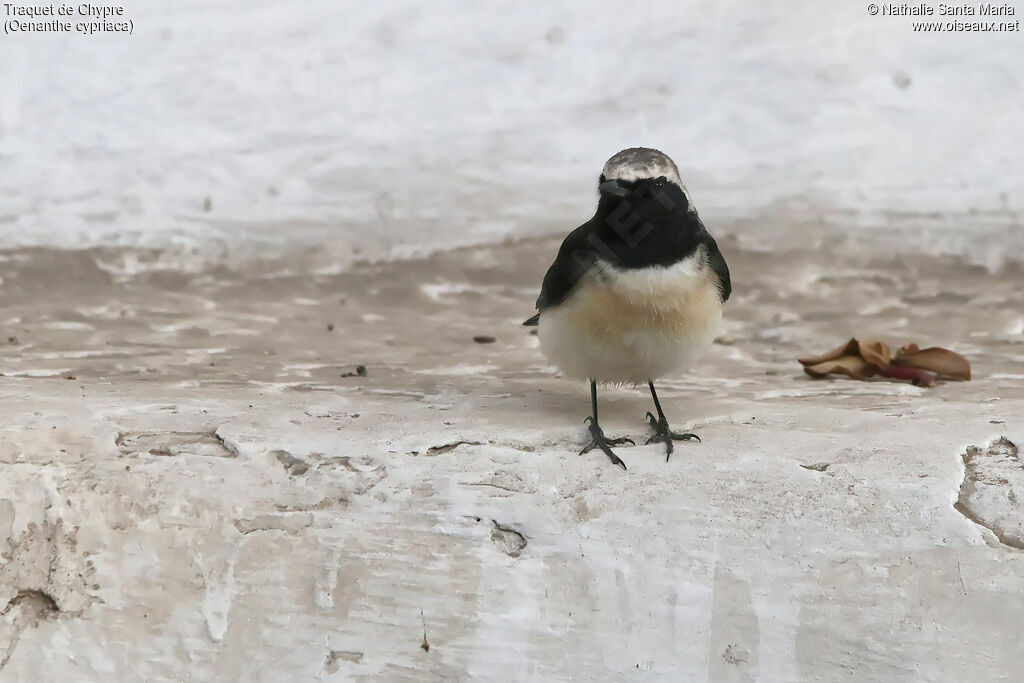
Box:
(645, 412, 701, 461)
(580, 417, 634, 469)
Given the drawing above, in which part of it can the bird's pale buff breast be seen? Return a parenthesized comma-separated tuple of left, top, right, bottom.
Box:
(538, 249, 723, 383)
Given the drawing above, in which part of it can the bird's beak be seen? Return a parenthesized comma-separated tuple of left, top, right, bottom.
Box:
(599, 180, 629, 198)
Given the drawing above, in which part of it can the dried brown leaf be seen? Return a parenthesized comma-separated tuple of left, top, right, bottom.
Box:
(894, 346, 971, 380)
(800, 338, 970, 386)
(857, 340, 891, 369)
(798, 339, 860, 367)
(803, 355, 879, 380)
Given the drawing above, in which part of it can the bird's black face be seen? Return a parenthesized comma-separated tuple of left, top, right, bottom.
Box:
(597, 174, 690, 214)
(598, 175, 631, 198)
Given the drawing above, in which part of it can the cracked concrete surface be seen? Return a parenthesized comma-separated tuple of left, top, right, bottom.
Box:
(1, 227, 1023, 680)
(0, 519, 97, 670)
(956, 437, 1024, 550)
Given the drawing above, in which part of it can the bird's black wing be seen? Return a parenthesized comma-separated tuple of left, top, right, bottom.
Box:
(704, 234, 731, 302)
(522, 219, 599, 326)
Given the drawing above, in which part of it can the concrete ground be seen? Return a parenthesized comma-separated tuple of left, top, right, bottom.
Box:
(1, 226, 1022, 681)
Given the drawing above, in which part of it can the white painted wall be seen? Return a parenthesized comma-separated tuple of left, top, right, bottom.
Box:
(1, 1, 1021, 268)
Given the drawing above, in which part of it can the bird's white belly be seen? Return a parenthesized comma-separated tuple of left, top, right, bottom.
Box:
(538, 255, 723, 383)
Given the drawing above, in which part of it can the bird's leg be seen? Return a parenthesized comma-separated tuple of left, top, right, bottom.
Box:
(645, 380, 701, 461)
(579, 379, 634, 469)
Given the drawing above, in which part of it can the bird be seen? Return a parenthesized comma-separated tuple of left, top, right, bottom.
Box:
(523, 147, 731, 469)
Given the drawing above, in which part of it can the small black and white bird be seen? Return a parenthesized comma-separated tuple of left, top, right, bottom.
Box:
(523, 147, 731, 469)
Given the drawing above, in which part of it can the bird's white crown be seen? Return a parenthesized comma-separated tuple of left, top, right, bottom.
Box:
(602, 147, 684, 187)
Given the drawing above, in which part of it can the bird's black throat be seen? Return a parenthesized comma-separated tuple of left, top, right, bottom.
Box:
(588, 179, 704, 270)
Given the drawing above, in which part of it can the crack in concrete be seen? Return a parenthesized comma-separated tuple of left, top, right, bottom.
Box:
(954, 437, 1023, 551)
(0, 589, 59, 619)
(459, 482, 518, 493)
(324, 649, 363, 674)
(274, 497, 349, 513)
(425, 441, 483, 455)
(490, 520, 527, 558)
(0, 589, 61, 669)
(272, 449, 309, 476)
(0, 518, 95, 671)
(212, 429, 240, 457)
(116, 430, 238, 458)
(233, 512, 314, 535)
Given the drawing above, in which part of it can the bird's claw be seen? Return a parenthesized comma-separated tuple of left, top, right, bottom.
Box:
(646, 412, 701, 461)
(580, 418, 632, 469)
(644, 431, 700, 444)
